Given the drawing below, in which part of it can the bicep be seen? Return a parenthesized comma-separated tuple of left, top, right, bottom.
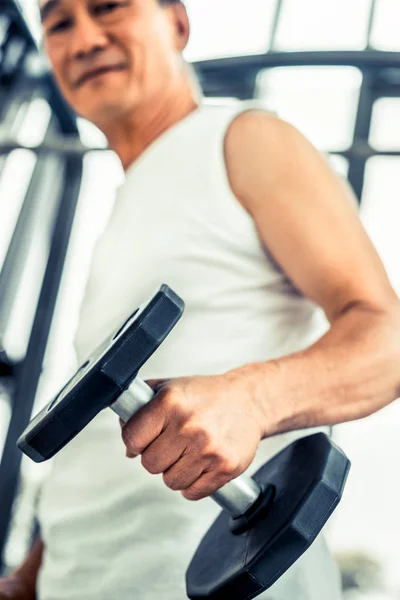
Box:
(225, 112, 397, 322)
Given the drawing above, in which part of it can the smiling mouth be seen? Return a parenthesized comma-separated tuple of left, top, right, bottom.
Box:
(78, 65, 126, 87)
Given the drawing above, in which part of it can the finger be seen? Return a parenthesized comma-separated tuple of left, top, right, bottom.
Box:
(126, 449, 138, 459)
(121, 395, 167, 456)
(141, 430, 186, 474)
(145, 378, 170, 393)
(118, 380, 168, 428)
(163, 453, 207, 491)
(181, 470, 234, 501)
(119, 421, 141, 458)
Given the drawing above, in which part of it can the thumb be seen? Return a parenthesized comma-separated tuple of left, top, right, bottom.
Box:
(118, 378, 168, 428)
(118, 382, 169, 424)
(145, 378, 170, 393)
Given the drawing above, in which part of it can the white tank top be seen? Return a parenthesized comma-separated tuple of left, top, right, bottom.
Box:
(37, 102, 340, 600)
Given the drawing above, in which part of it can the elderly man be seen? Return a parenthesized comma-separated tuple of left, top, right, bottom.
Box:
(1, 0, 400, 598)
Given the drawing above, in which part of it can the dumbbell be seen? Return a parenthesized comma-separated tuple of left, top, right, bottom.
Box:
(18, 285, 350, 600)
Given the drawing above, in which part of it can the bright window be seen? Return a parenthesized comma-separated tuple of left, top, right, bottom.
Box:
(184, 0, 277, 61)
(370, 98, 400, 150)
(370, 0, 400, 51)
(274, 0, 372, 50)
(361, 157, 400, 290)
(256, 67, 362, 151)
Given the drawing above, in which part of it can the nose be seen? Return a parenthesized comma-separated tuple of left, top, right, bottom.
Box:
(69, 11, 109, 60)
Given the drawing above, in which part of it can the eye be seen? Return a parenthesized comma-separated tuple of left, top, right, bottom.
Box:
(48, 19, 72, 34)
(95, 2, 123, 14)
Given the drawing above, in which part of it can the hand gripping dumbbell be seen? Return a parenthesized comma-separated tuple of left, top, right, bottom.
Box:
(18, 285, 350, 600)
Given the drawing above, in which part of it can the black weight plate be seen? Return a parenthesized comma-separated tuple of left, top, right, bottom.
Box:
(187, 433, 350, 600)
(17, 285, 184, 463)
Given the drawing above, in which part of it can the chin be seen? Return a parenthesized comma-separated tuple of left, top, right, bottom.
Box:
(78, 88, 139, 123)
(78, 98, 130, 124)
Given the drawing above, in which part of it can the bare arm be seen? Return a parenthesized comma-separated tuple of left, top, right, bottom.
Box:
(121, 110, 400, 502)
(225, 110, 400, 436)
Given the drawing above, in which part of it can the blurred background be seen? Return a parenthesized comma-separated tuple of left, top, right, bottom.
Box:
(0, 0, 399, 598)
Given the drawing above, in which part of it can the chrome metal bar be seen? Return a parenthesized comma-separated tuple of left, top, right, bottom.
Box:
(111, 378, 262, 518)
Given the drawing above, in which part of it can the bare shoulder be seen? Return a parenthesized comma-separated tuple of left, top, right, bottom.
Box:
(223, 109, 397, 319)
(225, 108, 290, 140)
(224, 109, 321, 212)
(223, 106, 356, 213)
(224, 109, 293, 172)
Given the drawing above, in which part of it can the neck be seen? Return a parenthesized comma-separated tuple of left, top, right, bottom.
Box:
(100, 78, 200, 172)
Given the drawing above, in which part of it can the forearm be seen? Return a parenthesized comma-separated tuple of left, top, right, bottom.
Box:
(11, 538, 43, 599)
(237, 303, 400, 438)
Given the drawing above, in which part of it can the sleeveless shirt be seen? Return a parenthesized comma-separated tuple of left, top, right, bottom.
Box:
(37, 101, 341, 600)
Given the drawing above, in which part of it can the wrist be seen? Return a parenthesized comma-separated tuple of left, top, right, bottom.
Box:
(225, 360, 287, 439)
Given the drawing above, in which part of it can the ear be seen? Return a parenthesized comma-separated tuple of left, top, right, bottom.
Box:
(169, 2, 190, 52)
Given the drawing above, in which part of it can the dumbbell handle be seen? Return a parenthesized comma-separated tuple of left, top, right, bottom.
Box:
(111, 377, 262, 519)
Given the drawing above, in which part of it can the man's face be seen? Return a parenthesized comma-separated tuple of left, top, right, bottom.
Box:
(39, 0, 187, 124)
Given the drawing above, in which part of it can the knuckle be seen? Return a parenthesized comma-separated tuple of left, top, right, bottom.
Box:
(220, 457, 240, 477)
(162, 471, 181, 491)
(160, 389, 182, 413)
(182, 486, 207, 502)
(141, 453, 161, 475)
(129, 443, 143, 456)
(183, 423, 211, 448)
(121, 428, 142, 456)
(160, 387, 191, 420)
(202, 441, 223, 463)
